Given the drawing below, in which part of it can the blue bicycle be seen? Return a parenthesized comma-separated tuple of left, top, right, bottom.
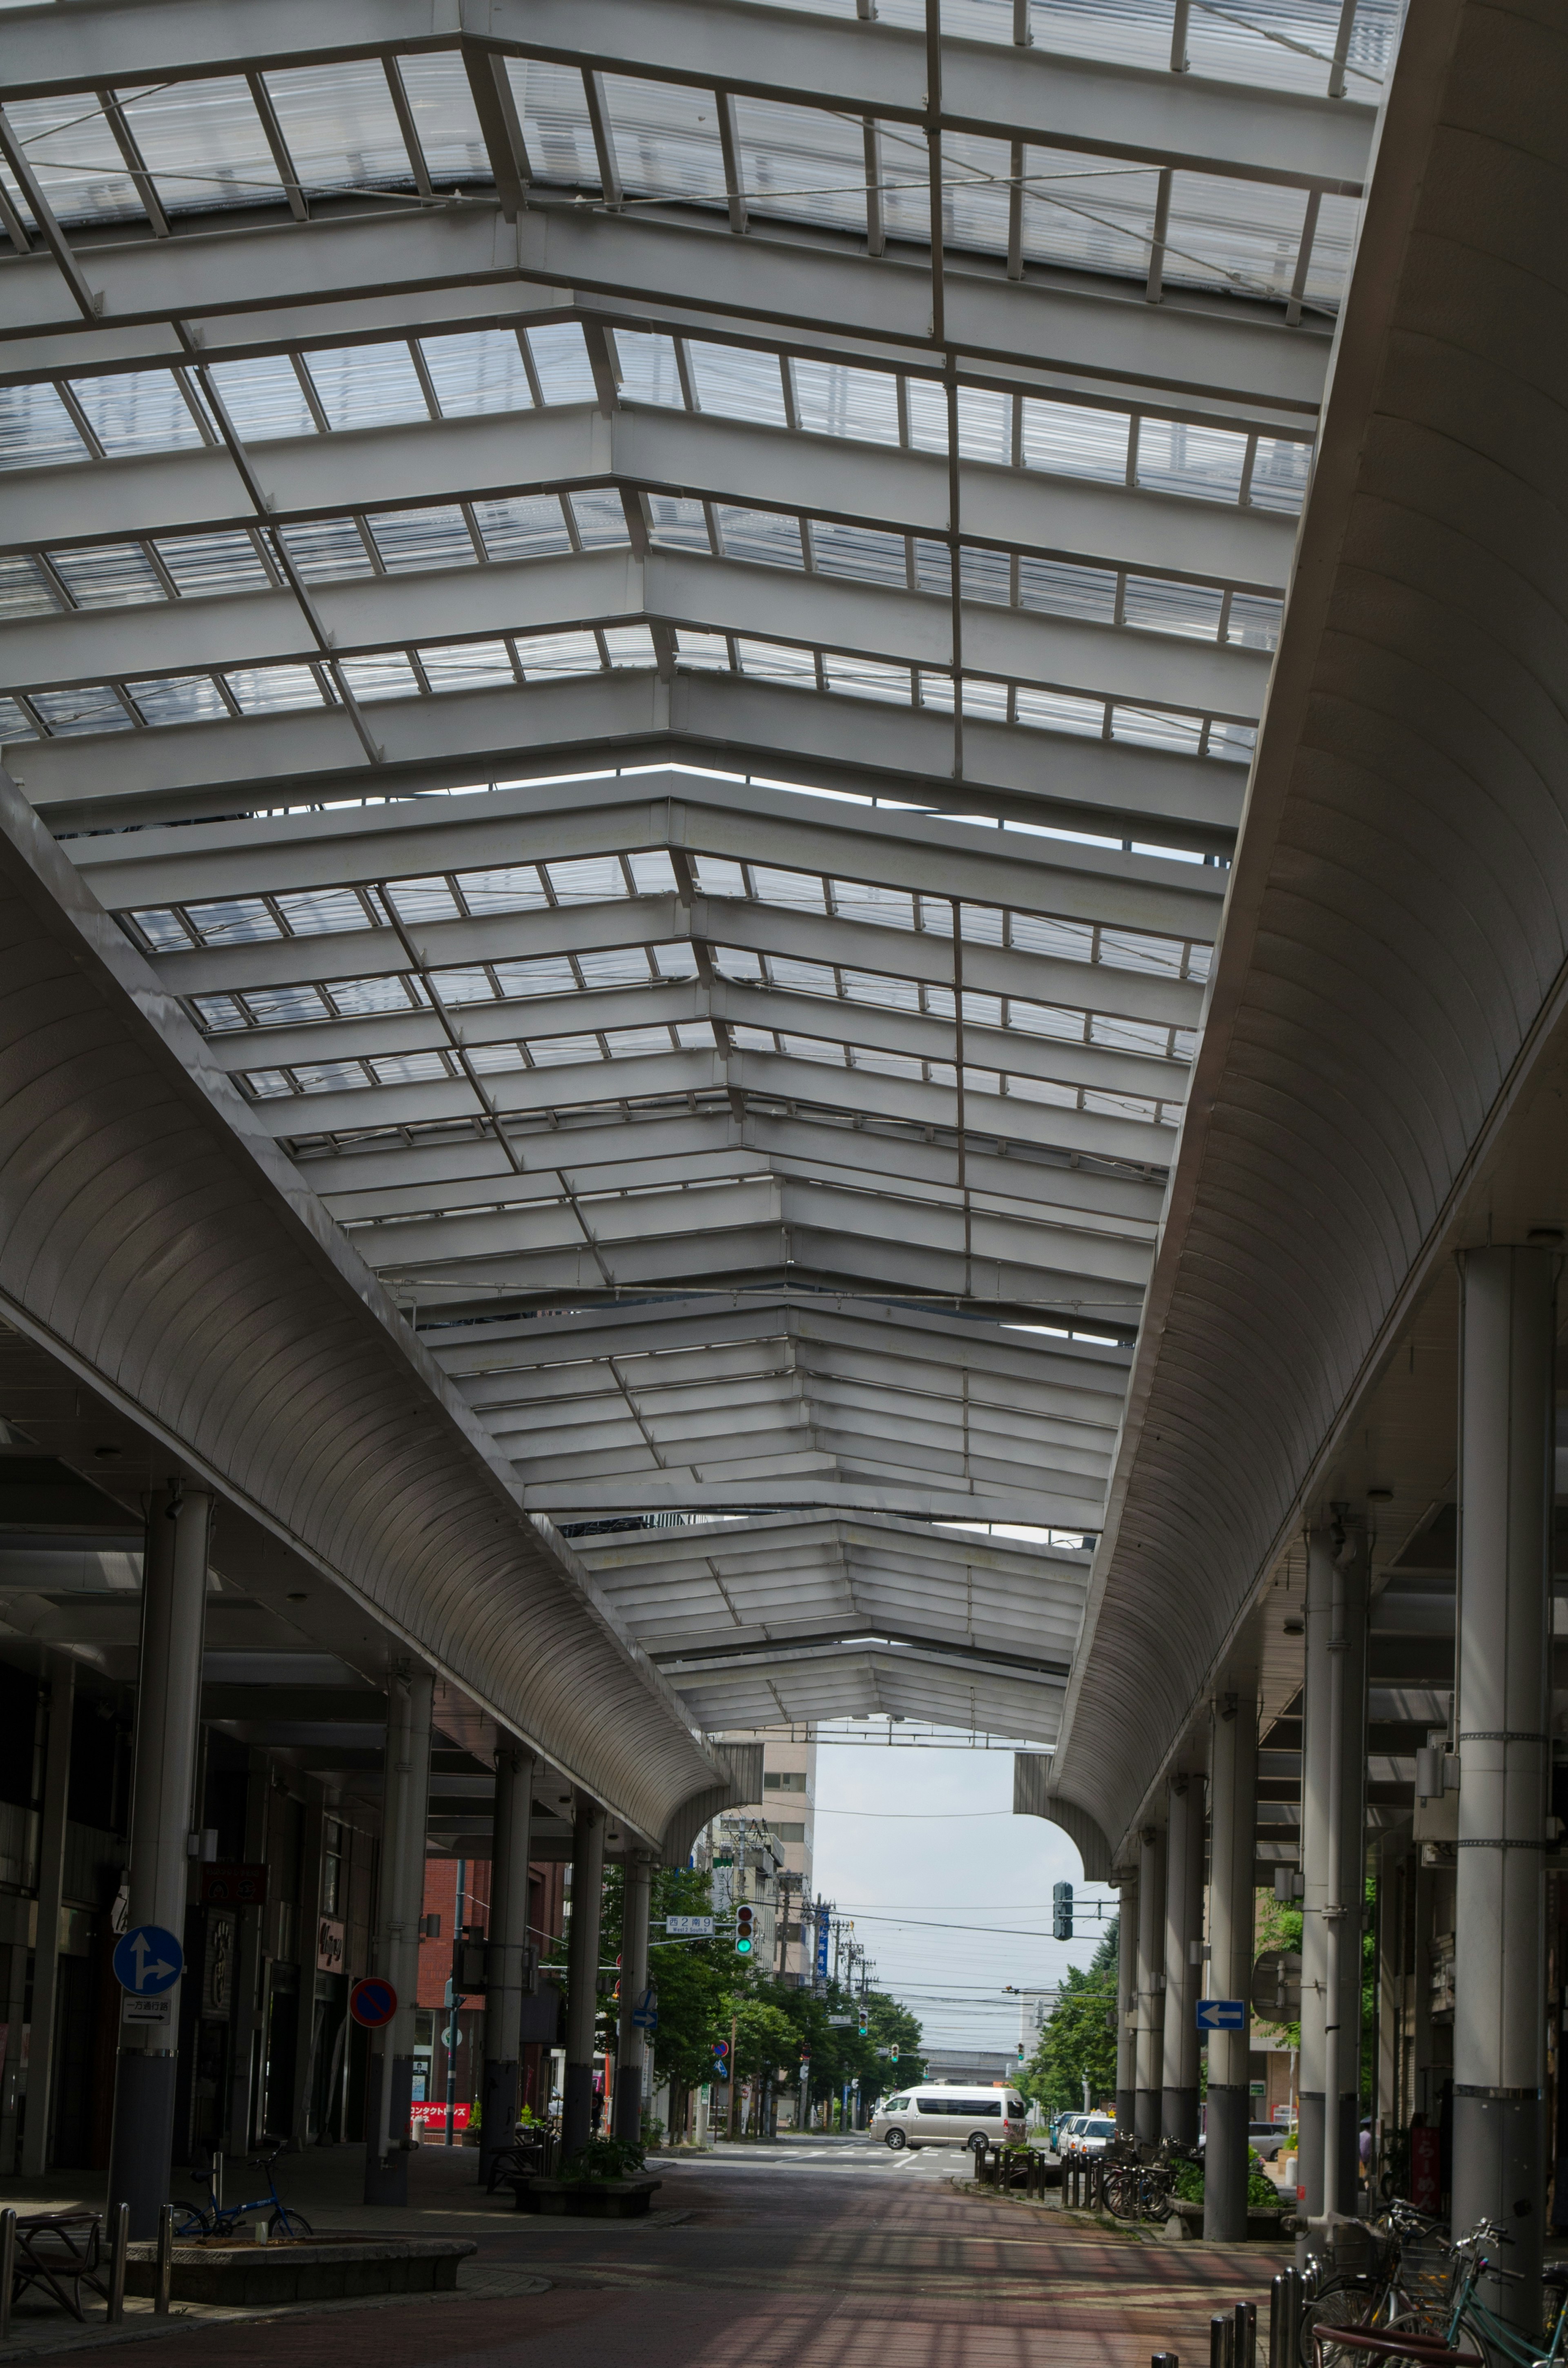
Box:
(175, 2141, 314, 2241)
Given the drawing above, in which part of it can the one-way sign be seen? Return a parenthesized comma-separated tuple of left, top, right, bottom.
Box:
(1196, 1998, 1245, 2031)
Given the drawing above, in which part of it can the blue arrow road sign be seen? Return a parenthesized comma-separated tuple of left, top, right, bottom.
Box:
(1196, 1998, 1245, 2031)
(113, 1924, 184, 1996)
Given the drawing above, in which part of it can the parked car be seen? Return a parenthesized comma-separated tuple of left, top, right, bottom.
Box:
(1247, 2120, 1291, 2162)
(868, 2085, 1028, 2155)
(1068, 2114, 1118, 2156)
(1055, 2114, 1089, 2156)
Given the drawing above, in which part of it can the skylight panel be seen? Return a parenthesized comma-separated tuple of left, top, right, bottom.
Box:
(778, 1033, 851, 1068)
(385, 878, 461, 923)
(648, 499, 715, 554)
(1096, 928, 1190, 977)
(0, 384, 89, 472)
(838, 969, 922, 1013)
(601, 76, 726, 207)
(1226, 594, 1284, 651)
(243, 1071, 294, 1099)
(474, 495, 575, 563)
(604, 1027, 678, 1059)
(765, 957, 837, 995)
(185, 896, 281, 945)
(242, 985, 331, 1027)
(393, 52, 490, 184)
(627, 850, 679, 896)
(1016, 556, 1117, 624)
(370, 1051, 450, 1086)
(336, 653, 421, 702)
(1134, 418, 1247, 503)
(1110, 708, 1207, 756)
(730, 97, 866, 239)
(155, 532, 273, 598)
(734, 639, 815, 685)
(1011, 687, 1106, 738)
(294, 1060, 374, 1095)
(274, 889, 376, 937)
(512, 629, 603, 679)
(488, 957, 578, 998)
(687, 345, 788, 430)
(941, 132, 1015, 264)
(121, 75, 285, 214)
(1090, 1014, 1175, 1056)
(577, 947, 659, 987)
(831, 881, 916, 930)
(127, 675, 230, 726)
(508, 58, 597, 186)
(849, 1046, 928, 1081)
(811, 524, 906, 587)
(603, 625, 659, 668)
(568, 491, 632, 549)
(1248, 438, 1312, 515)
(455, 867, 548, 914)
(29, 687, 131, 736)
(1123, 577, 1227, 640)
(417, 642, 517, 694)
(329, 977, 420, 1017)
(67, 371, 206, 458)
(0, 558, 62, 620)
(426, 966, 498, 1005)
(368, 506, 475, 573)
(1005, 912, 1095, 961)
(524, 324, 596, 407)
(468, 1043, 529, 1076)
(1020, 398, 1131, 484)
(223, 664, 325, 715)
(263, 62, 412, 198)
(50, 544, 167, 609)
(278, 518, 379, 582)
(303, 343, 429, 433)
(715, 508, 802, 569)
(419, 330, 535, 419)
(546, 858, 628, 905)
(612, 333, 685, 409)
(207, 357, 320, 443)
(1020, 154, 1161, 282)
(1004, 1000, 1089, 1042)
(0, 699, 36, 743)
(528, 1035, 604, 1067)
(191, 993, 247, 1032)
(653, 944, 700, 979)
(1, 94, 144, 225)
(789, 361, 900, 446)
(129, 909, 194, 952)
(691, 856, 748, 900)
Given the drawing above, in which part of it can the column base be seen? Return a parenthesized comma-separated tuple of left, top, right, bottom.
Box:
(1134, 2088, 1159, 2144)
(479, 2056, 519, 2184)
(1115, 2087, 1135, 2134)
(612, 2063, 643, 2144)
(1161, 2086, 1198, 2147)
(561, 2061, 594, 2162)
(1204, 2083, 1249, 2242)
(1452, 2092, 1543, 2330)
(108, 2049, 178, 2242)
(361, 2052, 413, 2205)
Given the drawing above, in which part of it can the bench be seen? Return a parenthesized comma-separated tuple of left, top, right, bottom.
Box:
(12, 2213, 108, 2321)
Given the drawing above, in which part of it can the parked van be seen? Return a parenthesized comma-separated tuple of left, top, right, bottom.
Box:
(868, 2085, 1028, 2154)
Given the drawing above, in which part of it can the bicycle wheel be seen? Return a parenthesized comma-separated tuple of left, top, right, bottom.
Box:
(1140, 2175, 1174, 2223)
(1303, 2277, 1379, 2368)
(269, 2208, 313, 2239)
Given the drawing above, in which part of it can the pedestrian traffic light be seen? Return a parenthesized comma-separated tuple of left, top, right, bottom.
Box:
(735, 1903, 755, 1955)
(1052, 1880, 1074, 1940)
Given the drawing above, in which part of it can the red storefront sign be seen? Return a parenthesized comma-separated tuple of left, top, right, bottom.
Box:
(1410, 2124, 1441, 2213)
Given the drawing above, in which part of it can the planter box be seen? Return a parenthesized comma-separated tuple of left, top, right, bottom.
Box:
(520, 2177, 662, 2219)
(1163, 2199, 1289, 2242)
(123, 2235, 476, 2307)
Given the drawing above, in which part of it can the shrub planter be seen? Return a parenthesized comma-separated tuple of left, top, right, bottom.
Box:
(122, 2235, 477, 2306)
(1162, 2199, 1290, 2242)
(519, 2176, 662, 2219)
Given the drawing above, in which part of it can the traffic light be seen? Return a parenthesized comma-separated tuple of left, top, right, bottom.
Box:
(857, 2005, 869, 2036)
(1052, 1880, 1074, 1940)
(735, 1903, 755, 1956)
(890, 2046, 899, 2064)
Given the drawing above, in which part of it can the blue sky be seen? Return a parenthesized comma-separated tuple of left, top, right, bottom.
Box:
(809, 1737, 1119, 2055)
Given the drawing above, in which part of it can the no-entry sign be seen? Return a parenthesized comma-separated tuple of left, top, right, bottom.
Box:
(350, 1975, 398, 2028)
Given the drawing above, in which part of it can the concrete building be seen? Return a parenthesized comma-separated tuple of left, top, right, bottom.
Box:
(712, 1731, 817, 1984)
(1, 0, 1566, 2288)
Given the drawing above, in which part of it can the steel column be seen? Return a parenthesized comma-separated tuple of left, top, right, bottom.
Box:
(562, 1793, 607, 2161)
(479, 1744, 535, 2187)
(614, 1853, 653, 2141)
(1204, 1685, 1256, 2242)
(1162, 1771, 1205, 2145)
(21, 1655, 75, 2178)
(1134, 1821, 1166, 2142)
(1298, 1519, 1366, 2227)
(363, 1663, 434, 2206)
(1452, 1247, 1554, 2324)
(107, 1486, 211, 2241)
(1116, 1869, 1138, 2131)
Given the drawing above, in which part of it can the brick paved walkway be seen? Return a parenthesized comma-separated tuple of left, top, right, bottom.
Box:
(2, 2139, 1283, 2368)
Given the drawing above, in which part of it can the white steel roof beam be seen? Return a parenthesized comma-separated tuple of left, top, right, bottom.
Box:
(0, 402, 1299, 597)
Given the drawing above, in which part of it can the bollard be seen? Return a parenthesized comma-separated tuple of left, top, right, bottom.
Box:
(155, 2203, 174, 2316)
(1274, 2264, 1301, 2368)
(1210, 2313, 1235, 2368)
(1234, 2298, 1256, 2368)
(1153, 2354, 1180, 2368)
(0, 2207, 14, 2343)
(108, 2202, 129, 2325)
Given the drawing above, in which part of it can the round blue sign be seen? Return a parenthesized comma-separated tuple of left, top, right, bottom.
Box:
(113, 1924, 184, 1996)
(350, 1976, 398, 2029)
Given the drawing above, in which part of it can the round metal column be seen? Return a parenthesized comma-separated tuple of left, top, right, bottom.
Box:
(363, 1663, 434, 2206)
(562, 1793, 606, 2162)
(1453, 1247, 1554, 2325)
(1162, 1772, 1205, 2144)
(479, 1744, 535, 2187)
(1115, 1869, 1138, 2131)
(614, 1853, 653, 2141)
(1134, 1822, 1166, 2142)
(107, 1486, 211, 2241)
(1204, 1686, 1257, 2242)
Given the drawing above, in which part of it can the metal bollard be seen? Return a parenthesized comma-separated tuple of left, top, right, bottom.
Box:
(0, 2207, 15, 2343)
(108, 2202, 129, 2325)
(1272, 2264, 1301, 2368)
(1210, 2313, 1235, 2368)
(1234, 2298, 1257, 2368)
(155, 2203, 174, 2316)
(1153, 2354, 1181, 2368)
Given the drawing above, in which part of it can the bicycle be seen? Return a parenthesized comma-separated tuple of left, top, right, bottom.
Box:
(1302, 2199, 1443, 2361)
(175, 2141, 314, 2241)
(1102, 2135, 1189, 2223)
(1379, 2219, 1568, 2368)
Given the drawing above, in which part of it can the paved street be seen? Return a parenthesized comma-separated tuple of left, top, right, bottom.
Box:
(9, 2138, 1283, 2368)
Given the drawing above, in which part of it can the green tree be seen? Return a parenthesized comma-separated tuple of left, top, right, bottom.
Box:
(1022, 1917, 1119, 2117)
(1254, 1877, 1376, 2105)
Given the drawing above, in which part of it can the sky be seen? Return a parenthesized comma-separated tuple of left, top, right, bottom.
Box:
(808, 1735, 1118, 2058)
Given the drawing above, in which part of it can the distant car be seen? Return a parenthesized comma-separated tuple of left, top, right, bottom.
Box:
(1247, 2121, 1290, 2162)
(1071, 2114, 1118, 2156)
(1056, 2114, 1089, 2156)
(868, 2085, 1028, 2155)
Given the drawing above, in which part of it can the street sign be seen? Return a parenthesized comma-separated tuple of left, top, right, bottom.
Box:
(1196, 1998, 1245, 2031)
(200, 1863, 268, 1908)
(828, 2013, 853, 2027)
(112, 1924, 183, 1997)
(815, 1910, 830, 1982)
(350, 1975, 398, 2029)
(631, 1984, 659, 2032)
(665, 1915, 714, 1938)
(1250, 1949, 1302, 2022)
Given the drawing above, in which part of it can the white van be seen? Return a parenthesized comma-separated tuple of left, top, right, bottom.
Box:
(869, 2085, 1027, 2154)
